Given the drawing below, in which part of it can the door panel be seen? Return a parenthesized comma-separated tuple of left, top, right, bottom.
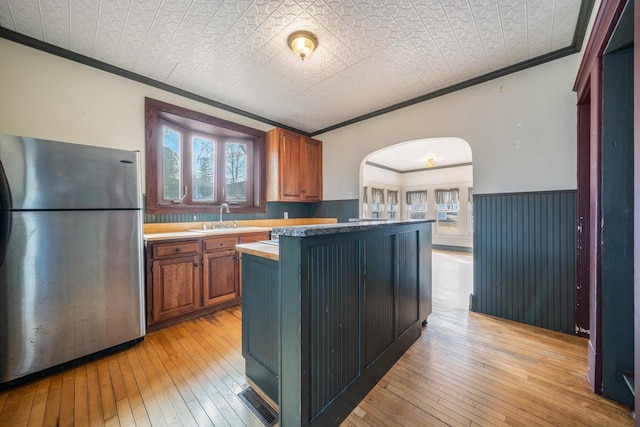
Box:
(279, 131, 302, 199)
(302, 137, 322, 201)
(202, 249, 238, 306)
(0, 135, 140, 210)
(152, 255, 200, 322)
(0, 210, 144, 383)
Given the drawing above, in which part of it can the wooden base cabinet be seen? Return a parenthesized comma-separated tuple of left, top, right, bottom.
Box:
(202, 248, 238, 306)
(145, 232, 269, 330)
(266, 128, 322, 202)
(152, 255, 201, 323)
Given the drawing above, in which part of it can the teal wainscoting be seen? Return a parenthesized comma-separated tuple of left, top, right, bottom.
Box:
(472, 190, 576, 334)
(144, 199, 359, 223)
(310, 199, 359, 222)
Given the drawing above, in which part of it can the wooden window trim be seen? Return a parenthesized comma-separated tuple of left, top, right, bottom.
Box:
(145, 98, 266, 214)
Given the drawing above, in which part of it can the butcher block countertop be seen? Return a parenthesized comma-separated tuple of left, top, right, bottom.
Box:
(143, 218, 337, 241)
(236, 241, 279, 261)
(143, 226, 271, 241)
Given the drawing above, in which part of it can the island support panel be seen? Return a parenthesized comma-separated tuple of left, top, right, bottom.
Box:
(242, 254, 280, 402)
(242, 254, 280, 401)
(277, 222, 432, 426)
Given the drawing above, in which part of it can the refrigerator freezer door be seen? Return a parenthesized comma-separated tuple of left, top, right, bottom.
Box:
(0, 134, 141, 210)
(0, 210, 145, 383)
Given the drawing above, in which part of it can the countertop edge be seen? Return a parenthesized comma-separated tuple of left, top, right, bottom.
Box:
(272, 219, 434, 237)
(236, 242, 279, 261)
(144, 227, 271, 241)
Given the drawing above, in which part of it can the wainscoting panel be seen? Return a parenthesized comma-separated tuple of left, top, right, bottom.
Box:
(363, 235, 395, 367)
(308, 241, 361, 419)
(311, 199, 359, 223)
(397, 231, 420, 336)
(144, 200, 355, 223)
(241, 255, 280, 401)
(472, 190, 576, 334)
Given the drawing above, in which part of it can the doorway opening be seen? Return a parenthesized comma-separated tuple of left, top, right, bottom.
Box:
(359, 137, 474, 309)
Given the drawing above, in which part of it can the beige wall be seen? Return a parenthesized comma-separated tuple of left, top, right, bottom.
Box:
(0, 38, 272, 187)
(1, 37, 579, 200)
(318, 53, 580, 197)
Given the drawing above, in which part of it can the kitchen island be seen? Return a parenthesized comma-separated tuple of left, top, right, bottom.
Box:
(237, 220, 433, 426)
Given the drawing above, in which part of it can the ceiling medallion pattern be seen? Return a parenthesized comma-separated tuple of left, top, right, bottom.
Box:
(0, 0, 585, 133)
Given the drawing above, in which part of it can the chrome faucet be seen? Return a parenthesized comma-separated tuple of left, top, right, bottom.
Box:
(219, 203, 230, 228)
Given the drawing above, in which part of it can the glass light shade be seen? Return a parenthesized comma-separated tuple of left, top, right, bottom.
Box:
(287, 30, 318, 60)
(426, 158, 436, 168)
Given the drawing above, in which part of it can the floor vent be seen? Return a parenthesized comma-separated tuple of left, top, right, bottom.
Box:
(238, 387, 278, 426)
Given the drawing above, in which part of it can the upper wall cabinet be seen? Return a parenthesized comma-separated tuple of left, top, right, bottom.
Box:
(266, 128, 323, 202)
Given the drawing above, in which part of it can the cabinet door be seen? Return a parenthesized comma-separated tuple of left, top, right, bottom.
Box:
(202, 248, 239, 306)
(302, 137, 322, 201)
(152, 255, 201, 322)
(279, 130, 303, 200)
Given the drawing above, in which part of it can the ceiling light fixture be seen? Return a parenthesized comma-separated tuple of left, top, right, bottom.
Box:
(287, 30, 318, 61)
(426, 158, 436, 168)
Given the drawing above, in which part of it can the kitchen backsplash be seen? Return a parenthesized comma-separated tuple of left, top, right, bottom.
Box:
(143, 198, 358, 224)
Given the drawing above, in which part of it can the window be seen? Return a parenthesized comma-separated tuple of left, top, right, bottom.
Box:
(370, 188, 385, 218)
(406, 190, 428, 219)
(145, 98, 266, 214)
(387, 190, 399, 219)
(435, 189, 459, 233)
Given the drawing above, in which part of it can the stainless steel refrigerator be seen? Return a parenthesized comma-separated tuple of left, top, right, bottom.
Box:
(0, 134, 145, 386)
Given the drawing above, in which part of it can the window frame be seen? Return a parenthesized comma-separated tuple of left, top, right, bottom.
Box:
(145, 98, 266, 214)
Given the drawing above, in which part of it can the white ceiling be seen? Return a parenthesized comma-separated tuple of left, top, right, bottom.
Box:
(0, 0, 588, 134)
(366, 137, 472, 171)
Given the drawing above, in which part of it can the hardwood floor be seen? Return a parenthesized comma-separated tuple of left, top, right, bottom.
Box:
(0, 251, 633, 426)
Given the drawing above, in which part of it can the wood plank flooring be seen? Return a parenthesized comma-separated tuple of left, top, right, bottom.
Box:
(0, 251, 634, 426)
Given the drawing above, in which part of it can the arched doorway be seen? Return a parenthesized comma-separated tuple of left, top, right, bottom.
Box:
(359, 137, 474, 309)
(359, 137, 473, 251)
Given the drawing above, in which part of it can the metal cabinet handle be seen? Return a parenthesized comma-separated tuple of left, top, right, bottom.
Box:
(176, 247, 181, 252)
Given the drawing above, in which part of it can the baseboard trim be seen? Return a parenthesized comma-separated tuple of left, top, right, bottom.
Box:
(433, 244, 473, 253)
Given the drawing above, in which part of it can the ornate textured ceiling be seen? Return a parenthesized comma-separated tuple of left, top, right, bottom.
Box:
(0, 0, 592, 135)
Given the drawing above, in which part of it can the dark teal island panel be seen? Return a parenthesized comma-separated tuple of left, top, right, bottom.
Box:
(268, 220, 433, 426)
(363, 235, 395, 367)
(241, 254, 280, 402)
(308, 241, 361, 419)
(397, 230, 421, 336)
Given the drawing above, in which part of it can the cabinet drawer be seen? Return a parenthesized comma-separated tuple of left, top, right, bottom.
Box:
(239, 232, 270, 244)
(153, 240, 200, 258)
(203, 236, 238, 251)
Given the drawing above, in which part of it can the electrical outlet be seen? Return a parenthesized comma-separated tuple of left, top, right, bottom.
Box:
(284, 212, 289, 219)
